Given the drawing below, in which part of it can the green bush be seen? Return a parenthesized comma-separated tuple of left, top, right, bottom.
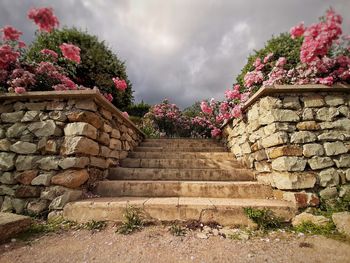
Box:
(236, 33, 303, 90)
(25, 27, 133, 110)
(126, 101, 151, 117)
(243, 207, 283, 231)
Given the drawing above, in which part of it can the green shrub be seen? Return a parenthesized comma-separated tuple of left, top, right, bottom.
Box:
(169, 224, 187, 236)
(116, 205, 144, 235)
(243, 207, 283, 231)
(25, 27, 133, 110)
(293, 221, 336, 236)
(126, 101, 151, 117)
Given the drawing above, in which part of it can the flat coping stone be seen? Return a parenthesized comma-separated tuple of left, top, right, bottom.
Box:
(0, 212, 32, 242)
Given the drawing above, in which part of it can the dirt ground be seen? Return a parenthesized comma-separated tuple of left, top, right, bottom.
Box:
(0, 225, 349, 263)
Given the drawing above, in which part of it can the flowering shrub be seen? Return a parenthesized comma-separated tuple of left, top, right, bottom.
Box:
(0, 6, 129, 109)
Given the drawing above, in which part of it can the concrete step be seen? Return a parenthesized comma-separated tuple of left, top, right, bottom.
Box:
(128, 152, 234, 159)
(144, 139, 219, 143)
(134, 146, 227, 152)
(94, 181, 272, 199)
(140, 142, 222, 148)
(120, 158, 244, 169)
(109, 167, 255, 181)
(63, 197, 297, 226)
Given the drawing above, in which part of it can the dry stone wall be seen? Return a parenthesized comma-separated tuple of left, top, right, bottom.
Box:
(0, 90, 144, 216)
(222, 85, 350, 208)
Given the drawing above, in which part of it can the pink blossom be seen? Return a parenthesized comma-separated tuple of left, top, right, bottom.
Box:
(276, 57, 287, 67)
(113, 77, 127, 91)
(244, 70, 264, 87)
(59, 43, 81, 63)
(317, 76, 334, 85)
(1, 26, 22, 41)
(263, 53, 274, 63)
(240, 92, 250, 103)
(200, 101, 213, 115)
(40, 49, 58, 60)
(104, 93, 113, 102)
(0, 45, 20, 69)
(231, 105, 242, 118)
(28, 7, 59, 32)
(14, 87, 26, 94)
(253, 58, 264, 70)
(122, 111, 129, 118)
(35, 61, 58, 74)
(18, 41, 26, 48)
(211, 128, 221, 138)
(290, 22, 305, 39)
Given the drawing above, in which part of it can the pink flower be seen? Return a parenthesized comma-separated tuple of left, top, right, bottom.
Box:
(59, 43, 81, 63)
(14, 87, 26, 94)
(211, 128, 221, 138)
(276, 57, 287, 67)
(200, 101, 213, 115)
(52, 84, 68, 91)
(317, 76, 334, 86)
(253, 57, 264, 70)
(0, 44, 20, 69)
(113, 77, 127, 91)
(104, 93, 113, 102)
(240, 92, 250, 103)
(122, 111, 129, 118)
(231, 105, 242, 118)
(263, 53, 274, 63)
(1, 26, 22, 41)
(290, 22, 305, 39)
(40, 49, 58, 60)
(244, 71, 264, 87)
(28, 7, 59, 32)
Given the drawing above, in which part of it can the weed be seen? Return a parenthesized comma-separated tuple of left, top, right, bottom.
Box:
(79, 220, 107, 231)
(293, 221, 336, 236)
(243, 207, 283, 231)
(116, 205, 144, 235)
(169, 224, 187, 236)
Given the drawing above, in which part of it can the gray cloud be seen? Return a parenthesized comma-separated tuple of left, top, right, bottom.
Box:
(0, 0, 349, 108)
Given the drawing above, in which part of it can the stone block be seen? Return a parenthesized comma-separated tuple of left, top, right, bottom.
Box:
(296, 121, 320, 131)
(325, 95, 344, 106)
(308, 156, 334, 170)
(97, 132, 110, 146)
(332, 212, 350, 237)
(31, 172, 55, 186)
(75, 99, 97, 111)
(67, 111, 103, 129)
(252, 149, 267, 161)
(21, 111, 40, 122)
(90, 157, 108, 169)
(61, 136, 99, 156)
(318, 131, 346, 141)
(0, 185, 15, 196)
(282, 96, 301, 109)
(49, 111, 67, 122)
(324, 141, 348, 156)
(0, 197, 13, 212)
(0, 213, 32, 242)
(58, 157, 90, 169)
(290, 131, 317, 144)
(47, 101, 66, 110)
(36, 156, 59, 170)
(302, 108, 314, 120)
(28, 120, 61, 137)
(0, 153, 15, 171)
(339, 185, 350, 198)
(15, 155, 40, 171)
(27, 199, 49, 215)
(267, 145, 303, 159)
(271, 171, 316, 190)
(12, 198, 27, 214)
(292, 212, 329, 227)
(261, 132, 289, 148)
(15, 186, 41, 198)
(15, 170, 38, 185)
(259, 109, 299, 125)
(254, 161, 271, 173)
(64, 122, 97, 139)
(100, 146, 112, 158)
(0, 139, 11, 151)
(10, 141, 37, 154)
(49, 190, 82, 210)
(110, 138, 122, 150)
(6, 123, 27, 138)
(334, 154, 350, 168)
(111, 129, 121, 139)
(302, 143, 324, 157)
(319, 187, 338, 199)
(51, 169, 89, 189)
(100, 108, 112, 120)
(303, 95, 325, 107)
(259, 96, 282, 110)
(0, 172, 16, 184)
(316, 107, 340, 121)
(102, 123, 113, 133)
(25, 102, 47, 111)
(318, 168, 340, 187)
(1, 111, 24, 123)
(272, 156, 307, 172)
(282, 191, 319, 208)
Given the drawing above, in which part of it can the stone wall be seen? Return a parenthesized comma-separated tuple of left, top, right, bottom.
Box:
(222, 84, 350, 208)
(0, 90, 144, 216)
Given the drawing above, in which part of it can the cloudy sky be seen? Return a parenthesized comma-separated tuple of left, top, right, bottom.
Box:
(0, 0, 349, 108)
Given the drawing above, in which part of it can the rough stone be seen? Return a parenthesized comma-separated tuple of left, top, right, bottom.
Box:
(0, 172, 16, 184)
(6, 123, 27, 138)
(51, 169, 89, 188)
(334, 118, 350, 131)
(64, 122, 97, 139)
(28, 120, 61, 137)
(296, 121, 320, 131)
(302, 143, 324, 157)
(0, 185, 15, 196)
(75, 99, 97, 111)
(61, 136, 99, 156)
(0, 212, 32, 241)
(0, 139, 11, 151)
(259, 109, 299, 125)
(36, 157, 59, 170)
(40, 186, 69, 201)
(334, 154, 350, 168)
(31, 172, 55, 186)
(259, 97, 282, 110)
(252, 149, 267, 161)
(21, 111, 40, 122)
(58, 157, 90, 169)
(302, 108, 314, 120)
(11, 198, 27, 214)
(303, 95, 325, 108)
(282, 96, 301, 109)
(90, 157, 108, 169)
(10, 141, 37, 154)
(318, 131, 346, 141)
(308, 156, 334, 170)
(272, 157, 307, 172)
(109, 150, 119, 159)
(121, 133, 133, 142)
(100, 146, 112, 158)
(254, 161, 271, 173)
(292, 212, 329, 227)
(347, 169, 350, 181)
(15, 155, 40, 171)
(290, 131, 317, 143)
(15, 186, 41, 198)
(27, 199, 49, 215)
(49, 190, 82, 210)
(338, 105, 349, 117)
(46, 101, 66, 111)
(1, 111, 24, 123)
(318, 168, 340, 187)
(319, 187, 338, 199)
(282, 191, 319, 208)
(267, 145, 302, 159)
(49, 111, 67, 122)
(110, 138, 122, 150)
(102, 123, 113, 133)
(25, 102, 47, 111)
(271, 171, 316, 190)
(325, 95, 344, 106)
(332, 212, 350, 237)
(15, 170, 38, 185)
(67, 111, 103, 129)
(339, 185, 350, 198)
(316, 107, 340, 121)
(0, 153, 15, 171)
(261, 132, 289, 148)
(324, 142, 347, 157)
(111, 129, 121, 139)
(97, 132, 110, 146)
(13, 102, 25, 111)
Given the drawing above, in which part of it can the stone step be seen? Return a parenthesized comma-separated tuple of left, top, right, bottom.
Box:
(94, 181, 272, 198)
(109, 167, 255, 181)
(63, 197, 296, 226)
(140, 142, 222, 148)
(128, 152, 234, 159)
(144, 139, 219, 143)
(120, 158, 244, 169)
(134, 146, 228, 152)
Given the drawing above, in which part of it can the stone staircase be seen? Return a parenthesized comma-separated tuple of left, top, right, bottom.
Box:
(63, 139, 296, 226)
